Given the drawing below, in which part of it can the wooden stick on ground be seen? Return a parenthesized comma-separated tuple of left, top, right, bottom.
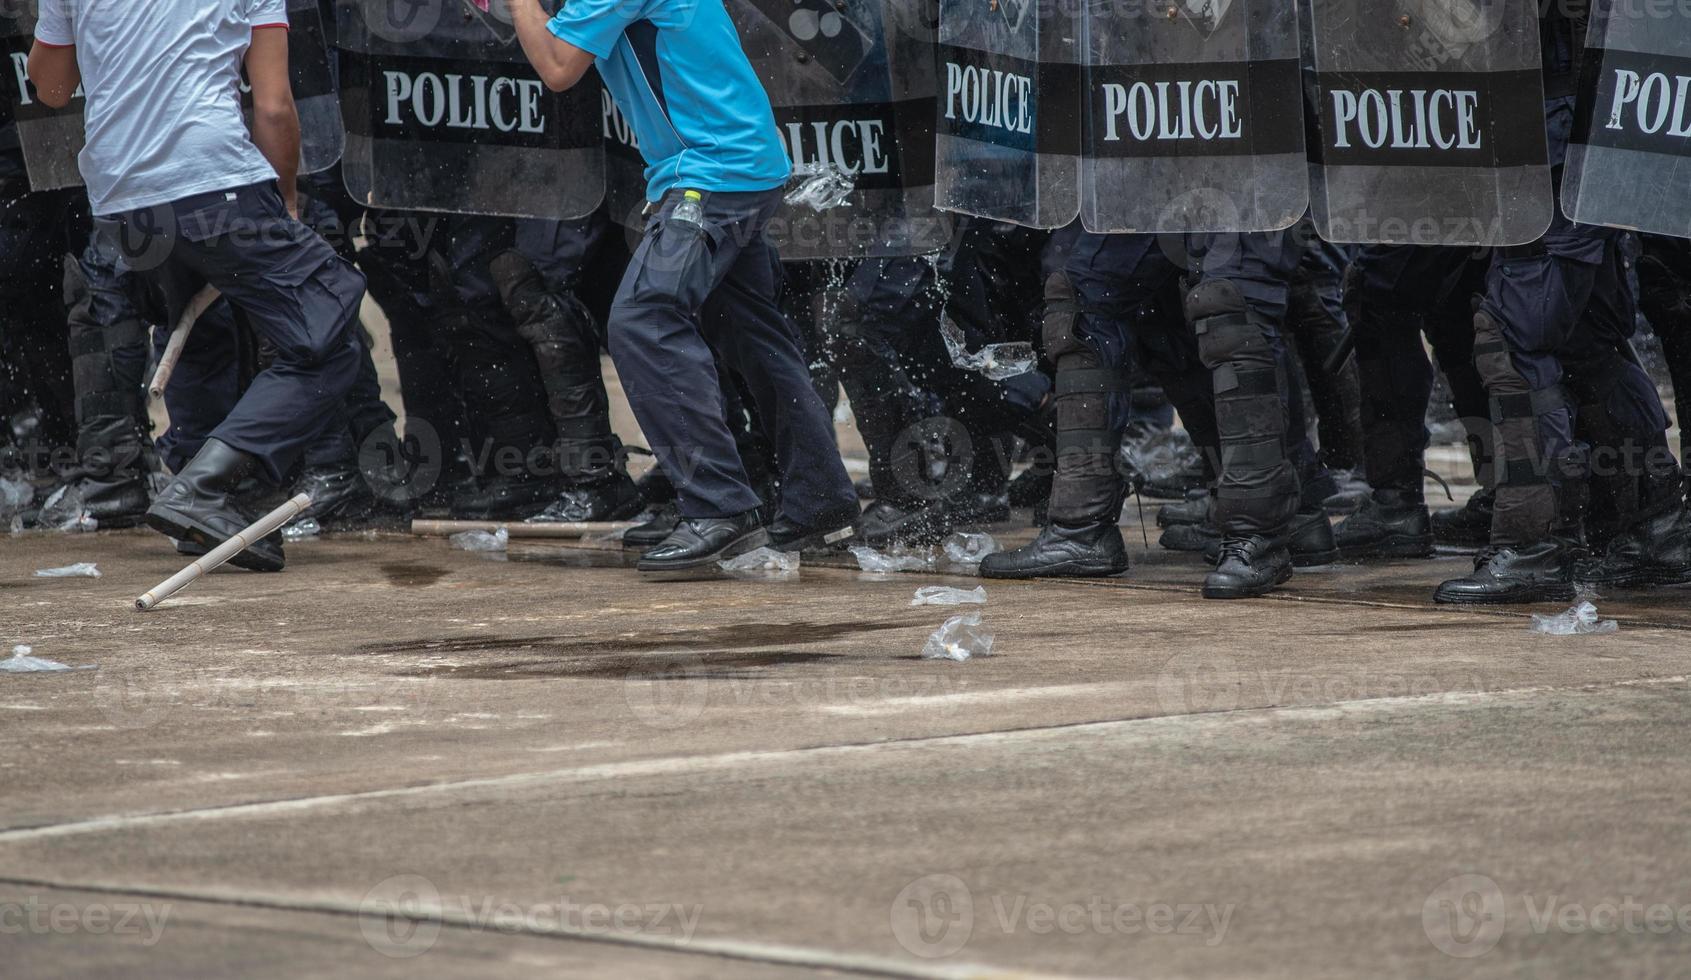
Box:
(148, 285, 221, 400)
(410, 519, 637, 539)
(136, 493, 312, 612)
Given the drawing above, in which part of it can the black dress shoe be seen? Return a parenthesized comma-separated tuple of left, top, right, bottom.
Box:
(145, 439, 285, 572)
(1575, 506, 1691, 588)
(1203, 535, 1293, 599)
(767, 504, 860, 553)
(1334, 489, 1434, 559)
(1433, 540, 1577, 605)
(1156, 490, 1212, 528)
(980, 522, 1129, 579)
(636, 511, 768, 572)
(622, 502, 679, 549)
(527, 472, 645, 524)
(1432, 488, 1495, 547)
(291, 462, 376, 529)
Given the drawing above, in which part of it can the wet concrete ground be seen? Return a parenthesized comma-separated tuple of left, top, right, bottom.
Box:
(3, 507, 1690, 978)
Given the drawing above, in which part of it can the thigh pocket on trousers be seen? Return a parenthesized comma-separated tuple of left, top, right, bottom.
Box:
(622, 217, 722, 314)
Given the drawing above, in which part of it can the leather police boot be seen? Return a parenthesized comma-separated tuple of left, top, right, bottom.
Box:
(1156, 490, 1212, 528)
(860, 491, 1010, 547)
(1575, 505, 1691, 588)
(450, 474, 560, 521)
(979, 521, 1129, 579)
(637, 510, 768, 572)
(1160, 520, 1219, 554)
(1432, 488, 1495, 547)
(1190, 513, 1332, 567)
(528, 471, 644, 524)
(1433, 539, 1577, 605)
(58, 473, 150, 529)
(1334, 489, 1434, 559)
(768, 503, 861, 553)
(290, 461, 376, 529)
(622, 501, 679, 549)
(1141, 456, 1208, 500)
(145, 439, 285, 572)
(1322, 467, 1372, 515)
(1203, 535, 1293, 599)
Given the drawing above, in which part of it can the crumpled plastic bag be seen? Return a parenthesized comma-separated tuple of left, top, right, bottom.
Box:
(784, 164, 856, 212)
(37, 484, 98, 533)
(921, 612, 995, 661)
(282, 518, 322, 541)
(850, 544, 933, 573)
(450, 527, 508, 552)
(912, 585, 987, 607)
(939, 318, 1036, 381)
(719, 547, 800, 579)
(942, 532, 1000, 566)
(34, 562, 100, 579)
(0, 477, 31, 521)
(1530, 601, 1618, 636)
(0, 645, 94, 673)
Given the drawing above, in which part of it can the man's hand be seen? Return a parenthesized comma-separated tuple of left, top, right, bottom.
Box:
(26, 42, 80, 109)
(245, 26, 301, 217)
(511, 0, 596, 92)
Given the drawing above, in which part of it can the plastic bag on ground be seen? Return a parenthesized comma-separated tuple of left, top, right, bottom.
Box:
(38, 484, 98, 533)
(939, 318, 1036, 381)
(450, 527, 509, 552)
(942, 532, 1000, 566)
(719, 547, 800, 579)
(34, 562, 100, 579)
(282, 518, 322, 541)
(912, 585, 987, 607)
(0, 477, 31, 520)
(850, 544, 933, 573)
(0, 645, 93, 673)
(1530, 601, 1618, 636)
(921, 613, 995, 661)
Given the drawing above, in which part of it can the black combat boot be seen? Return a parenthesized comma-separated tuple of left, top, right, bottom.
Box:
(1156, 490, 1211, 528)
(1170, 509, 1337, 568)
(622, 501, 680, 549)
(145, 439, 285, 572)
(289, 460, 376, 529)
(768, 503, 861, 553)
(859, 491, 1010, 547)
(1203, 535, 1293, 599)
(528, 469, 644, 524)
(979, 521, 1129, 579)
(1431, 488, 1495, 547)
(1433, 540, 1578, 604)
(1334, 488, 1434, 559)
(1575, 503, 1691, 588)
(637, 510, 768, 572)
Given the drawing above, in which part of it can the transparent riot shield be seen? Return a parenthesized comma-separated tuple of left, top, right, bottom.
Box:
(933, 0, 1081, 228)
(337, 0, 605, 219)
(1081, 0, 1307, 234)
(2, 5, 82, 190)
(1304, 0, 1553, 246)
(1562, 4, 1691, 238)
(732, 0, 953, 258)
(290, 0, 346, 175)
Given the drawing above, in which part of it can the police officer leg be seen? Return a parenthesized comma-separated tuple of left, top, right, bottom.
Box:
(1188, 233, 1301, 599)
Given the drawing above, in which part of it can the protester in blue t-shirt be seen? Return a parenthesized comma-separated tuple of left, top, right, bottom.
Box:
(513, 0, 859, 571)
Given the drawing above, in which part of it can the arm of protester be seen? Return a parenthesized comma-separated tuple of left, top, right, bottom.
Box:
(26, 43, 80, 109)
(512, 0, 625, 92)
(245, 24, 302, 218)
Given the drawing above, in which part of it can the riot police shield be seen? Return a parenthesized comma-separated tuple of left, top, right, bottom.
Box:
(1303, 0, 1553, 246)
(1562, 4, 1691, 237)
(1080, 0, 1307, 234)
(730, 0, 953, 258)
(3, 0, 343, 192)
(932, 0, 1082, 228)
(337, 0, 605, 219)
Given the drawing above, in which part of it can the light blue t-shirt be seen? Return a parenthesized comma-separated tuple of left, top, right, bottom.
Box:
(548, 0, 790, 201)
(34, 0, 287, 216)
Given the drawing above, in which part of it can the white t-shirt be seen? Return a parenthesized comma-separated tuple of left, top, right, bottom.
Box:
(34, 0, 289, 216)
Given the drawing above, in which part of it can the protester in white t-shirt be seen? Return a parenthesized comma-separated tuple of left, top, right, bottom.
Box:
(28, 0, 367, 572)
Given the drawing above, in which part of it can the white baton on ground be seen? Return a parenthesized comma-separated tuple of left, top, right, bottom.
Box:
(135, 493, 312, 612)
(148, 285, 221, 400)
